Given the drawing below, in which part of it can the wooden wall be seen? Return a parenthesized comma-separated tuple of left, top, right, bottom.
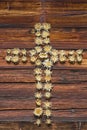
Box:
(0, 0, 87, 129)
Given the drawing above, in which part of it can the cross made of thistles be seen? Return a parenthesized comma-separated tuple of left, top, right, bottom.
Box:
(5, 23, 83, 126)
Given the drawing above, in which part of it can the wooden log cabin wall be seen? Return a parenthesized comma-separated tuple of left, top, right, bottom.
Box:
(0, 0, 87, 130)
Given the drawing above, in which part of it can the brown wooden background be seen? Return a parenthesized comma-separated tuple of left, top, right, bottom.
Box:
(0, 0, 87, 130)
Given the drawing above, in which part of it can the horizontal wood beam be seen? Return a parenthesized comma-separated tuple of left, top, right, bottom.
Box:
(0, 109, 87, 122)
(0, 122, 80, 130)
(0, 83, 86, 99)
(0, 28, 87, 49)
(0, 0, 86, 2)
(0, 14, 86, 28)
(0, 3, 87, 12)
(0, 69, 87, 83)
(0, 98, 86, 110)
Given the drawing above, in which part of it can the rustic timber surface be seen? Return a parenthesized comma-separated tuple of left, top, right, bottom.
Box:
(0, 0, 87, 129)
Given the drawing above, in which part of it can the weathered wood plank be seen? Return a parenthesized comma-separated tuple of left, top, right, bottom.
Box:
(0, 0, 40, 2)
(0, 10, 41, 16)
(0, 0, 87, 4)
(43, 0, 87, 3)
(0, 1, 41, 11)
(45, 1, 87, 12)
(0, 98, 87, 110)
(0, 83, 86, 99)
(82, 123, 87, 130)
(0, 14, 86, 28)
(0, 28, 87, 49)
(0, 122, 78, 130)
(0, 2, 87, 12)
(0, 15, 41, 28)
(0, 1, 87, 28)
(0, 122, 80, 130)
(45, 14, 87, 28)
(0, 122, 20, 130)
(0, 109, 87, 121)
(0, 69, 87, 83)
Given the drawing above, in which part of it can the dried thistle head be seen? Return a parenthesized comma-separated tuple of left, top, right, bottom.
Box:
(35, 37, 43, 45)
(35, 119, 41, 126)
(39, 53, 48, 59)
(36, 99, 42, 106)
(34, 23, 42, 30)
(44, 69, 52, 76)
(35, 75, 42, 81)
(34, 68, 42, 75)
(43, 59, 53, 68)
(44, 101, 52, 109)
(35, 46, 42, 53)
(11, 56, 19, 64)
(35, 59, 42, 66)
(50, 49, 58, 56)
(29, 49, 36, 56)
(35, 92, 42, 99)
(45, 75, 51, 82)
(34, 107, 43, 117)
(44, 45, 52, 53)
(42, 23, 51, 30)
(44, 109, 51, 117)
(44, 92, 51, 99)
(43, 38, 50, 44)
(12, 48, 20, 55)
(46, 119, 52, 125)
(76, 55, 83, 63)
(51, 55, 58, 63)
(44, 83, 53, 91)
(42, 31, 50, 38)
(30, 56, 37, 63)
(76, 49, 83, 55)
(5, 56, 12, 62)
(36, 82, 43, 90)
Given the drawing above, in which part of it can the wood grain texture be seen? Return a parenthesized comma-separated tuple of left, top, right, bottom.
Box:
(0, 83, 86, 111)
(0, 98, 87, 110)
(0, 14, 86, 28)
(0, 122, 87, 130)
(0, 0, 87, 128)
(0, 1, 87, 28)
(0, 83, 87, 98)
(0, 69, 87, 83)
(0, 28, 87, 49)
(0, 122, 81, 130)
(0, 109, 87, 122)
